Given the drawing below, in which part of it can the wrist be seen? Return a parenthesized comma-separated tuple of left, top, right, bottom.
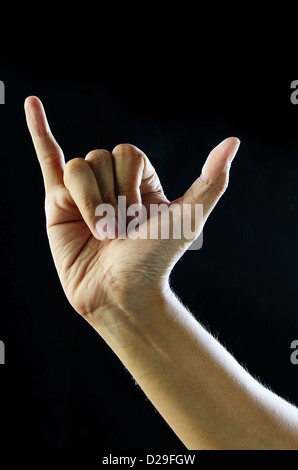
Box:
(118, 277, 172, 315)
(87, 279, 174, 341)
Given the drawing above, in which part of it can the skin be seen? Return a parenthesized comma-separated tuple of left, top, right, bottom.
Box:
(25, 96, 298, 449)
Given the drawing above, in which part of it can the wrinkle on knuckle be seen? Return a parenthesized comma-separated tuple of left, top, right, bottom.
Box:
(42, 151, 63, 167)
(117, 187, 131, 197)
(116, 174, 140, 193)
(217, 181, 229, 196)
(142, 171, 157, 185)
(101, 191, 117, 205)
(198, 174, 215, 188)
(84, 197, 99, 212)
(198, 173, 229, 197)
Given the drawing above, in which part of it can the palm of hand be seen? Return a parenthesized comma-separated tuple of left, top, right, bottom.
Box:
(46, 184, 174, 318)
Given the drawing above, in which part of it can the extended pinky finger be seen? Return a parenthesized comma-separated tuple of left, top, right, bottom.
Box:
(25, 96, 65, 193)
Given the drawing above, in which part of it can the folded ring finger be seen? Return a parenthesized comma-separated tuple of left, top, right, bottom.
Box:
(85, 150, 118, 207)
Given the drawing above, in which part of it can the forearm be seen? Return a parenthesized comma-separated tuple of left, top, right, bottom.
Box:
(87, 290, 298, 450)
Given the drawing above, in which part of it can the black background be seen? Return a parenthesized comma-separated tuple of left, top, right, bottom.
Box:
(1, 1, 298, 451)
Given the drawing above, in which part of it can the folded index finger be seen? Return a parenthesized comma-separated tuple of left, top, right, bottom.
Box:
(24, 96, 65, 193)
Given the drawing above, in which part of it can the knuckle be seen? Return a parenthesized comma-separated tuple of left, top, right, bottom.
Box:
(214, 173, 229, 196)
(84, 196, 100, 212)
(101, 191, 117, 205)
(117, 188, 140, 207)
(63, 157, 84, 187)
(116, 179, 139, 194)
(63, 158, 85, 185)
(65, 157, 84, 174)
(112, 143, 143, 163)
(85, 149, 111, 164)
(42, 150, 63, 168)
(117, 187, 130, 197)
(217, 181, 229, 196)
(113, 143, 133, 154)
(199, 173, 229, 197)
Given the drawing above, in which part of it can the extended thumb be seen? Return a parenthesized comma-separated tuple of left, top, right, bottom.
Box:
(182, 137, 240, 218)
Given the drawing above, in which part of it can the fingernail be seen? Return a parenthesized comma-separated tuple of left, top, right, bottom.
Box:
(229, 138, 241, 163)
(25, 97, 49, 136)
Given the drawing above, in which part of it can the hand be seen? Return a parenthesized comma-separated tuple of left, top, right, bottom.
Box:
(24, 99, 298, 450)
(25, 96, 240, 326)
